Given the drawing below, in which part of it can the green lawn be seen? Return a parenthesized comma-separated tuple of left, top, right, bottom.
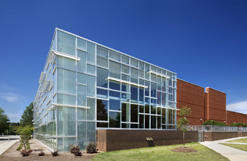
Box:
(221, 143, 247, 152)
(227, 138, 247, 143)
(92, 142, 229, 161)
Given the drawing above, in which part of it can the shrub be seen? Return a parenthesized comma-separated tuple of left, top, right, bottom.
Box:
(20, 149, 31, 157)
(70, 144, 82, 156)
(16, 141, 23, 151)
(202, 120, 226, 126)
(231, 123, 247, 127)
(86, 142, 98, 153)
(39, 151, 45, 156)
(51, 150, 59, 156)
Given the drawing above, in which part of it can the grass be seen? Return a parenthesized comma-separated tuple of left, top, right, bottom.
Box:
(92, 142, 229, 161)
(226, 138, 247, 143)
(221, 143, 247, 152)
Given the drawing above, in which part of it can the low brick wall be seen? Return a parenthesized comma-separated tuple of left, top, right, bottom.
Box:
(97, 129, 198, 152)
(204, 132, 247, 141)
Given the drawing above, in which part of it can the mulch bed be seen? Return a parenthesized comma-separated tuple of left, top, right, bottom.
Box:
(172, 146, 198, 153)
(0, 139, 98, 161)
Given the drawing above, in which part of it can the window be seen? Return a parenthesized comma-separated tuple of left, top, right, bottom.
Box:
(77, 85, 86, 106)
(77, 50, 86, 72)
(109, 99, 121, 111)
(97, 99, 108, 121)
(109, 50, 120, 61)
(57, 30, 75, 56)
(131, 104, 138, 122)
(122, 103, 130, 122)
(109, 112, 120, 128)
(87, 42, 95, 64)
(97, 67, 108, 88)
(97, 46, 108, 67)
(57, 69, 76, 94)
(77, 38, 86, 51)
(109, 61, 120, 79)
(131, 86, 138, 102)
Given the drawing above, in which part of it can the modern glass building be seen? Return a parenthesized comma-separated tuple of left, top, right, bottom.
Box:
(33, 28, 177, 151)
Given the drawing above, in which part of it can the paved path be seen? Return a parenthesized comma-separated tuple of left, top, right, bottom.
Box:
(0, 140, 19, 155)
(200, 137, 247, 161)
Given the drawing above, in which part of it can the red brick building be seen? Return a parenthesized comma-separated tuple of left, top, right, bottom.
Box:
(177, 79, 247, 125)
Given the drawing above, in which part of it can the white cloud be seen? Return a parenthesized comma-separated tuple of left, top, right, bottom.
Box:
(227, 100, 247, 114)
(0, 92, 25, 103)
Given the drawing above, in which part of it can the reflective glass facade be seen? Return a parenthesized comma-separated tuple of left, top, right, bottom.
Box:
(33, 28, 177, 151)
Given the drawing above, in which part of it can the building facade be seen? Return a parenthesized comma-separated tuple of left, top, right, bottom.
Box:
(33, 28, 177, 151)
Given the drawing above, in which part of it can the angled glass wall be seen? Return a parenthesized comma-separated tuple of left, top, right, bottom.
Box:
(33, 28, 177, 151)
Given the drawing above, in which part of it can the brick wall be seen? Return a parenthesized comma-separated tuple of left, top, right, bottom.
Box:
(227, 111, 247, 126)
(177, 79, 206, 125)
(97, 129, 198, 152)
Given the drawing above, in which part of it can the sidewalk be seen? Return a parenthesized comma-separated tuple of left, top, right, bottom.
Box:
(200, 137, 247, 161)
(0, 140, 19, 155)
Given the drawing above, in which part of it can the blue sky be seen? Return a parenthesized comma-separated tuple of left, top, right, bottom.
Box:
(0, 0, 246, 122)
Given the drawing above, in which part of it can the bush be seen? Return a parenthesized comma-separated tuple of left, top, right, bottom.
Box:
(86, 142, 98, 153)
(16, 141, 23, 151)
(70, 144, 82, 156)
(202, 120, 226, 126)
(39, 151, 45, 156)
(51, 150, 59, 156)
(231, 123, 247, 127)
(20, 149, 32, 157)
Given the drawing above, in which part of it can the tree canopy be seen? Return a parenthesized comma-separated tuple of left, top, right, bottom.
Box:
(20, 103, 33, 126)
(0, 107, 10, 133)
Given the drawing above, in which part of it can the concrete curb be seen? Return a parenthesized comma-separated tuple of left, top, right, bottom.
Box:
(0, 140, 19, 155)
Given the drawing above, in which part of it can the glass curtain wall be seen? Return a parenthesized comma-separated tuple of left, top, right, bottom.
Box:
(33, 28, 177, 152)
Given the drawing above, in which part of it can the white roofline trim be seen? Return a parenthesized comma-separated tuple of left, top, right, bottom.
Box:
(52, 103, 90, 109)
(148, 71, 170, 79)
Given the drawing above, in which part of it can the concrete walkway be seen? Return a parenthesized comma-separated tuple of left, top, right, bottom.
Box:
(200, 137, 247, 161)
(0, 140, 19, 155)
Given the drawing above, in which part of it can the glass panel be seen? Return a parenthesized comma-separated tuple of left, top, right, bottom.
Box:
(122, 74, 129, 81)
(151, 83, 156, 97)
(157, 92, 161, 105)
(97, 122, 108, 127)
(87, 98, 95, 120)
(151, 116, 156, 129)
(97, 99, 108, 121)
(162, 78, 166, 92)
(131, 104, 138, 122)
(97, 46, 108, 67)
(87, 75, 95, 97)
(131, 86, 138, 102)
(131, 58, 138, 67)
(151, 74, 156, 82)
(57, 94, 76, 105)
(139, 114, 144, 128)
(87, 64, 95, 74)
(122, 103, 130, 122)
(122, 65, 129, 74)
(78, 108, 86, 120)
(131, 68, 138, 83)
(162, 93, 166, 106)
(78, 50, 87, 73)
(78, 121, 86, 149)
(157, 107, 161, 115)
(139, 88, 144, 103)
(57, 56, 76, 70)
(145, 105, 149, 114)
(157, 116, 161, 129)
(109, 91, 120, 98)
(87, 42, 95, 64)
(139, 70, 144, 78)
(109, 99, 121, 111)
(109, 50, 120, 61)
(122, 123, 130, 128)
(109, 81, 120, 90)
(151, 105, 156, 114)
(145, 64, 150, 79)
(57, 107, 75, 136)
(97, 67, 108, 88)
(139, 61, 144, 70)
(77, 38, 86, 50)
(145, 115, 149, 129)
(87, 122, 96, 142)
(77, 85, 86, 106)
(57, 30, 75, 56)
(109, 61, 120, 79)
(97, 88, 108, 98)
(139, 105, 144, 113)
(122, 55, 129, 64)
(109, 112, 120, 128)
(64, 137, 76, 151)
(157, 76, 161, 90)
(145, 81, 149, 96)
(162, 109, 166, 124)
(57, 69, 76, 94)
(78, 73, 86, 84)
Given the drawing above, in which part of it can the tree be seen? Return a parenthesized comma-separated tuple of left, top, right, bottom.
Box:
(16, 125, 33, 149)
(177, 105, 192, 146)
(20, 103, 33, 126)
(0, 107, 10, 134)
